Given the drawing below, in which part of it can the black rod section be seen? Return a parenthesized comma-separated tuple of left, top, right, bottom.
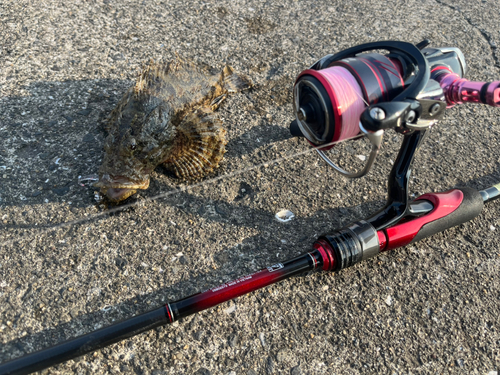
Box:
(0, 307, 168, 375)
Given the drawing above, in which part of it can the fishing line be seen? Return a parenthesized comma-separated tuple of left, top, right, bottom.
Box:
(313, 66, 366, 142)
(1, 133, 365, 248)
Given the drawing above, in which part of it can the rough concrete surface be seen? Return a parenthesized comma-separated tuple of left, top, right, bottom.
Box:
(1, 0, 500, 374)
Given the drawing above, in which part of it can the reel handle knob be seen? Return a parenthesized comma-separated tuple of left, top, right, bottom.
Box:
(433, 69, 500, 107)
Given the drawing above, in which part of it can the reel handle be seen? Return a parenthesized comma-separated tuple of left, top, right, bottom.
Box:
(437, 73, 500, 108)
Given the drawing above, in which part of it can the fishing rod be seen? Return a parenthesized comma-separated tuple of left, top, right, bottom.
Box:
(1, 40, 499, 375)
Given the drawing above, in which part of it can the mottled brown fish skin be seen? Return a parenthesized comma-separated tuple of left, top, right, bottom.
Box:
(95, 59, 252, 202)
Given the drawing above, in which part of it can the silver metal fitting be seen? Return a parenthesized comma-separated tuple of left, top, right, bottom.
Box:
(297, 107, 307, 121)
(347, 220, 380, 261)
(316, 123, 384, 179)
(370, 107, 386, 120)
(429, 103, 441, 116)
(405, 110, 416, 123)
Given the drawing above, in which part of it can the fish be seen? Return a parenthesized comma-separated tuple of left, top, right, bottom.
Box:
(94, 58, 253, 202)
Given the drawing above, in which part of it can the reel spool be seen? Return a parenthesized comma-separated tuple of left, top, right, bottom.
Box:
(293, 53, 404, 146)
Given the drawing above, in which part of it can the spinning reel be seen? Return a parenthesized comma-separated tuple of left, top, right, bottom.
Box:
(291, 40, 499, 179)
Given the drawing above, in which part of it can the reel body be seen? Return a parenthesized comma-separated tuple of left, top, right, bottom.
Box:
(290, 41, 483, 178)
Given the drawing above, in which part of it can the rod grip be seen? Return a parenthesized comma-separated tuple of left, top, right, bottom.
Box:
(411, 187, 483, 243)
(383, 188, 484, 251)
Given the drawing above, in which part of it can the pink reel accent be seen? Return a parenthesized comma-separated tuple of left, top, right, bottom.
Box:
(317, 66, 366, 142)
(437, 71, 500, 108)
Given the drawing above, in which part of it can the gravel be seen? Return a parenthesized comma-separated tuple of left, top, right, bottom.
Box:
(1, 0, 500, 374)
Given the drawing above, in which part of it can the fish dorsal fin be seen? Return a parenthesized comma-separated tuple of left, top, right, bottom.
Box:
(134, 57, 198, 95)
(222, 65, 253, 93)
(163, 108, 227, 180)
(135, 60, 167, 94)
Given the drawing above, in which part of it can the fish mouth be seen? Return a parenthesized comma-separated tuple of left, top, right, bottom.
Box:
(94, 175, 150, 202)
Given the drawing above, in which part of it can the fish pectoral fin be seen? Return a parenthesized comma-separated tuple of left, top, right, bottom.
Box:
(163, 108, 227, 180)
(223, 65, 253, 93)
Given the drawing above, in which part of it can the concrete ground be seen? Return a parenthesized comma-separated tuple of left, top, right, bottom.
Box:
(1, 0, 500, 373)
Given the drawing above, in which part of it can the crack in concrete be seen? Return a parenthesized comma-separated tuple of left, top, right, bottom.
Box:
(434, 0, 500, 70)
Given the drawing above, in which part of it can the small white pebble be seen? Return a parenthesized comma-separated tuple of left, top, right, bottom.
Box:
(357, 155, 366, 161)
(224, 304, 236, 314)
(259, 332, 266, 347)
(385, 295, 393, 306)
(490, 225, 496, 231)
(275, 209, 294, 223)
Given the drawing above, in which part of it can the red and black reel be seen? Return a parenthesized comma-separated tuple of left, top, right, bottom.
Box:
(291, 41, 437, 177)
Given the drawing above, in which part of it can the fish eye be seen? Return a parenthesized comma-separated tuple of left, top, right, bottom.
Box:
(130, 138, 137, 150)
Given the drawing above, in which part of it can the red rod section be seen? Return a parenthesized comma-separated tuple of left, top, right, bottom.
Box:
(168, 251, 322, 321)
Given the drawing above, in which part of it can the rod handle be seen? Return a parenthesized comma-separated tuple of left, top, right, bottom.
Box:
(382, 188, 484, 251)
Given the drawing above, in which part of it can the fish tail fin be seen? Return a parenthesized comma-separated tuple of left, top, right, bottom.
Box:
(163, 108, 227, 180)
(223, 65, 253, 93)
